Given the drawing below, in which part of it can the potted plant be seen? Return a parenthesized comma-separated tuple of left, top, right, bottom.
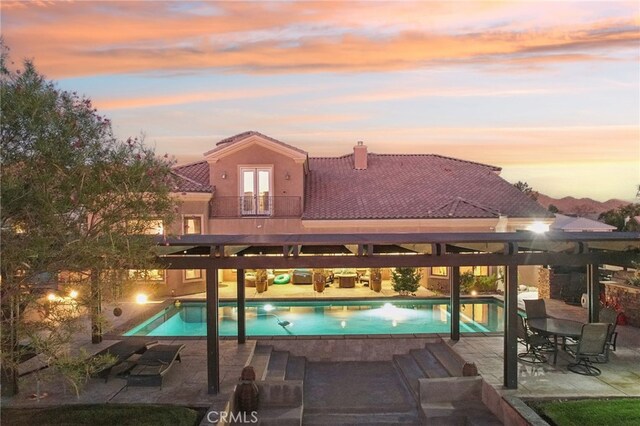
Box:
(370, 268, 382, 293)
(391, 267, 421, 296)
(313, 268, 325, 293)
(255, 269, 268, 293)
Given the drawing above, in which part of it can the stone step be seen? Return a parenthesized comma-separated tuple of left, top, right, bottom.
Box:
(393, 354, 424, 400)
(426, 342, 466, 377)
(265, 350, 289, 380)
(284, 355, 306, 381)
(250, 344, 273, 381)
(409, 348, 450, 378)
(303, 411, 422, 425)
(422, 401, 502, 426)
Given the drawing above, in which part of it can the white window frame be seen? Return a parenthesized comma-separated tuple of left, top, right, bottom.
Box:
(238, 165, 273, 216)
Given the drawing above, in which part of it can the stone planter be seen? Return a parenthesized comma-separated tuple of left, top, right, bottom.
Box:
(255, 279, 267, 293)
(603, 281, 640, 327)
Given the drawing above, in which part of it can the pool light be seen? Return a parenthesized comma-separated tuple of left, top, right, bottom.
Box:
(340, 320, 347, 328)
(135, 293, 149, 304)
(392, 320, 398, 327)
(263, 304, 275, 312)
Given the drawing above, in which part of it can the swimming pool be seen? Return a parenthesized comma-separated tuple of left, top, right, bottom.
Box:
(124, 299, 504, 337)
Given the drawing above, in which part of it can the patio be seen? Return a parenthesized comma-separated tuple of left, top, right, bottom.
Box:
(4, 298, 639, 416)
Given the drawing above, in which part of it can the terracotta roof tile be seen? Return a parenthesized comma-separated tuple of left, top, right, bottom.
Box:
(204, 131, 308, 156)
(172, 161, 212, 193)
(303, 153, 552, 220)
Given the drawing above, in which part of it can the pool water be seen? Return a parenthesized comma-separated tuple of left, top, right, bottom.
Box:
(124, 299, 504, 337)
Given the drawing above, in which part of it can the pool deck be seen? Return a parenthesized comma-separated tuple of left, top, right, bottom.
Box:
(3, 299, 639, 417)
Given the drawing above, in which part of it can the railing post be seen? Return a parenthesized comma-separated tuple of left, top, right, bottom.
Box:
(504, 264, 518, 389)
(450, 267, 460, 341)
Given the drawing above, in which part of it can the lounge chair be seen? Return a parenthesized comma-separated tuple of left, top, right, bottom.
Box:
(92, 338, 157, 382)
(126, 344, 185, 388)
(517, 316, 548, 364)
(567, 323, 610, 376)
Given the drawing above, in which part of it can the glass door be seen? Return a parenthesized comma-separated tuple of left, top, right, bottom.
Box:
(240, 168, 271, 215)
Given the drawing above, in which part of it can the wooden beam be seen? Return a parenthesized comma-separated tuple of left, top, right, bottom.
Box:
(158, 251, 638, 270)
(206, 265, 219, 394)
(503, 264, 518, 389)
(450, 267, 460, 341)
(587, 263, 599, 323)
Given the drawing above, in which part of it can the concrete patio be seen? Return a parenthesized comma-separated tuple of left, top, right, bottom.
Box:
(4, 297, 639, 423)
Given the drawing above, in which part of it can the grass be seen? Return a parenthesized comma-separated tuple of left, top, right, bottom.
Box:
(532, 398, 640, 426)
(1, 404, 201, 426)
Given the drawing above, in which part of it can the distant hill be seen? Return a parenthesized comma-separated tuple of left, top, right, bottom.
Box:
(537, 194, 629, 216)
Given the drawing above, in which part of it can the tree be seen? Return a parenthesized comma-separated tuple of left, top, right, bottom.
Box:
(548, 204, 559, 214)
(391, 267, 421, 296)
(1, 49, 177, 396)
(513, 181, 538, 201)
(598, 204, 640, 231)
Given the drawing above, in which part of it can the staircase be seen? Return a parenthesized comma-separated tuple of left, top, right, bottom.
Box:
(246, 341, 501, 425)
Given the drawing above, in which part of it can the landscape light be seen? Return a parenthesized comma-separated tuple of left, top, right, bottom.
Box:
(69, 289, 79, 299)
(135, 293, 149, 304)
(47, 293, 56, 302)
(471, 290, 478, 297)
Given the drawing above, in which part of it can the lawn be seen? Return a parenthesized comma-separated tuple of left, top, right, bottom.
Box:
(1, 404, 202, 426)
(532, 398, 640, 426)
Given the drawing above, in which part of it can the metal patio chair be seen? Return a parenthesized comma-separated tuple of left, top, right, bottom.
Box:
(567, 323, 610, 376)
(596, 307, 622, 362)
(517, 316, 548, 364)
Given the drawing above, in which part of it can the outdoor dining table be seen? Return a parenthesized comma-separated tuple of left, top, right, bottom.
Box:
(527, 318, 584, 364)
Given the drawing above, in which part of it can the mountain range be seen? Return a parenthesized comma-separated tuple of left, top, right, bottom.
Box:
(536, 194, 629, 216)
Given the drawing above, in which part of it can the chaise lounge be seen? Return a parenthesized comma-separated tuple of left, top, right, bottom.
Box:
(126, 344, 185, 388)
(91, 338, 158, 382)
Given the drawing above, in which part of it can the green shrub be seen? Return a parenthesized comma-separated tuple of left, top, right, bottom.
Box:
(391, 267, 421, 295)
(459, 271, 475, 293)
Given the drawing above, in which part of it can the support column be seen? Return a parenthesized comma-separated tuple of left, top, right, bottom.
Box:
(450, 267, 460, 341)
(206, 265, 220, 394)
(503, 264, 518, 389)
(587, 264, 599, 323)
(237, 263, 246, 344)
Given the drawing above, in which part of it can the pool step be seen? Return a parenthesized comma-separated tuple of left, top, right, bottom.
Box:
(265, 350, 289, 380)
(250, 344, 273, 380)
(392, 354, 424, 400)
(426, 342, 467, 377)
(409, 348, 450, 379)
(284, 355, 306, 381)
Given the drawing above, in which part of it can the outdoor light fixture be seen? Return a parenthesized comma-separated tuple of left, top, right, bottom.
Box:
(284, 172, 290, 180)
(263, 303, 275, 312)
(527, 221, 549, 234)
(47, 293, 56, 302)
(221, 172, 227, 179)
(69, 289, 79, 299)
(135, 293, 149, 304)
(471, 290, 478, 296)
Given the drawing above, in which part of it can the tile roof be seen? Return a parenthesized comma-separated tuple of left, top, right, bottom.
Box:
(303, 153, 553, 220)
(171, 161, 212, 193)
(551, 214, 616, 232)
(204, 131, 308, 156)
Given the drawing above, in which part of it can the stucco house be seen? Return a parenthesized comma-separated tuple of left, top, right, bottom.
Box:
(155, 131, 553, 295)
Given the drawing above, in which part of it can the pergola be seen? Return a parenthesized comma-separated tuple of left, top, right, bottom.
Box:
(156, 231, 640, 394)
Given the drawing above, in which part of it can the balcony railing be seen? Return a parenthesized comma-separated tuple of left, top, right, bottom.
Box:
(209, 196, 302, 218)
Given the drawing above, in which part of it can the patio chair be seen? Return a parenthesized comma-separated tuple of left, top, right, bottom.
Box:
(517, 316, 548, 364)
(91, 338, 157, 382)
(523, 299, 549, 320)
(126, 344, 185, 388)
(567, 323, 610, 376)
(597, 307, 622, 362)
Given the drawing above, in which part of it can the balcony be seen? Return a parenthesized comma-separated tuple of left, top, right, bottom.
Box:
(209, 196, 302, 218)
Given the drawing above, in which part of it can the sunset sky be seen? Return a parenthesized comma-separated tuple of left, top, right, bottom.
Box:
(3, 1, 639, 201)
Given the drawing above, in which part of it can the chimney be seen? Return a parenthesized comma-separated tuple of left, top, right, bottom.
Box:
(353, 141, 368, 170)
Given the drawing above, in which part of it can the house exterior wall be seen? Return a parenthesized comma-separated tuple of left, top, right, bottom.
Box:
(207, 143, 305, 200)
